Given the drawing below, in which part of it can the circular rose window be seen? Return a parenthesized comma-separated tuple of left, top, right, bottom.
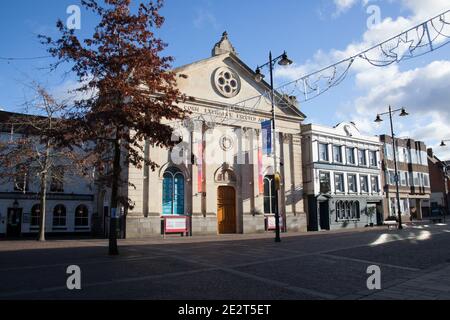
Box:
(220, 135, 234, 151)
(213, 67, 241, 98)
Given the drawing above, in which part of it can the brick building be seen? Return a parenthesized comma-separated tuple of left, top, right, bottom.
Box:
(380, 135, 431, 220)
(427, 148, 449, 214)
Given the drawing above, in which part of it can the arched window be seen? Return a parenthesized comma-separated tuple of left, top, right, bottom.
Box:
(31, 204, 40, 227)
(353, 201, 360, 219)
(264, 175, 276, 214)
(336, 201, 345, 221)
(53, 204, 67, 227)
(75, 205, 89, 227)
(345, 201, 351, 219)
(162, 167, 185, 215)
(336, 201, 341, 220)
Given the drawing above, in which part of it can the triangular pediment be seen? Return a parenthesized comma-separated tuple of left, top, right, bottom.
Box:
(174, 53, 306, 121)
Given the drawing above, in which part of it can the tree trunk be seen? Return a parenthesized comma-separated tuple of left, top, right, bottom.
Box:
(108, 134, 121, 255)
(38, 142, 51, 242)
(38, 171, 47, 242)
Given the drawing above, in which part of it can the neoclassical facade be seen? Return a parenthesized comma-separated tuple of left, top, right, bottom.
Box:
(120, 33, 307, 237)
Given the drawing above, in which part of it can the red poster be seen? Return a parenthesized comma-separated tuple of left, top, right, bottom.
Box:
(198, 141, 203, 193)
(258, 148, 263, 194)
(164, 216, 189, 234)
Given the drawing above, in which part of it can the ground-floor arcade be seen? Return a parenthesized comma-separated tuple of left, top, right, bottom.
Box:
(306, 194, 384, 231)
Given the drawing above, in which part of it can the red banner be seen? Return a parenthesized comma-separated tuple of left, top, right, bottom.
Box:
(258, 148, 263, 194)
(198, 140, 203, 193)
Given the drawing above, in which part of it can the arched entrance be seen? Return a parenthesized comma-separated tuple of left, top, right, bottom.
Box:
(162, 167, 185, 216)
(217, 186, 237, 234)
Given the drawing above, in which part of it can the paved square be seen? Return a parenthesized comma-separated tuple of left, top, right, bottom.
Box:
(1, 223, 449, 300)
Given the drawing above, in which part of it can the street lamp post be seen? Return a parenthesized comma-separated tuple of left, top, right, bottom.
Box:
(439, 140, 450, 219)
(375, 106, 409, 230)
(255, 51, 293, 243)
(442, 164, 449, 221)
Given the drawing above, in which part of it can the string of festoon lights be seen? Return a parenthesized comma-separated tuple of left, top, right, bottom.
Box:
(169, 8, 450, 130)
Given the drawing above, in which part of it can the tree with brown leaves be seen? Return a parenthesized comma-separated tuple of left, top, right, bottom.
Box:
(41, 0, 187, 254)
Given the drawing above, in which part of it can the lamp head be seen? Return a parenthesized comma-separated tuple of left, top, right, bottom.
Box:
(399, 108, 409, 117)
(375, 114, 383, 123)
(255, 67, 265, 83)
(278, 52, 293, 66)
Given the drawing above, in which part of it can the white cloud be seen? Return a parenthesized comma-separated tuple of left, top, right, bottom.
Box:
(278, 0, 450, 159)
(279, 0, 450, 79)
(50, 78, 98, 109)
(341, 60, 450, 160)
(400, 0, 450, 19)
(193, 9, 220, 30)
(334, 0, 359, 16)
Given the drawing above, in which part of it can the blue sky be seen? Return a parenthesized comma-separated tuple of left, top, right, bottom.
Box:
(0, 0, 449, 158)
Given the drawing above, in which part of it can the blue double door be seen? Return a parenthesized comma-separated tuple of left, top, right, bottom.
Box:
(162, 168, 185, 216)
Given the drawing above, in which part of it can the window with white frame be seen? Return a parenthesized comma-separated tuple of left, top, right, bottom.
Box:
(398, 147, 404, 162)
(336, 201, 345, 220)
(411, 150, 418, 164)
(421, 151, 428, 166)
(400, 171, 407, 186)
(319, 143, 329, 162)
(333, 145, 343, 163)
(334, 173, 345, 193)
(390, 198, 397, 215)
(402, 148, 409, 163)
(413, 172, 420, 186)
(423, 174, 430, 187)
(418, 150, 424, 165)
(346, 147, 355, 165)
(369, 151, 377, 167)
(403, 199, 410, 214)
(31, 204, 40, 227)
(371, 176, 380, 193)
(319, 171, 331, 194)
(385, 144, 393, 160)
(75, 205, 89, 227)
(358, 149, 367, 166)
(351, 201, 360, 219)
(360, 175, 369, 193)
(53, 204, 67, 227)
(388, 170, 396, 185)
(336, 201, 360, 221)
(348, 174, 358, 193)
(392, 198, 407, 215)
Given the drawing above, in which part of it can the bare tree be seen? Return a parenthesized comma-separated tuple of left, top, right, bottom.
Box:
(0, 84, 90, 241)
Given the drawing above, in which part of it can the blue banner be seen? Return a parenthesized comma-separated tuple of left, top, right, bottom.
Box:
(261, 120, 272, 155)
